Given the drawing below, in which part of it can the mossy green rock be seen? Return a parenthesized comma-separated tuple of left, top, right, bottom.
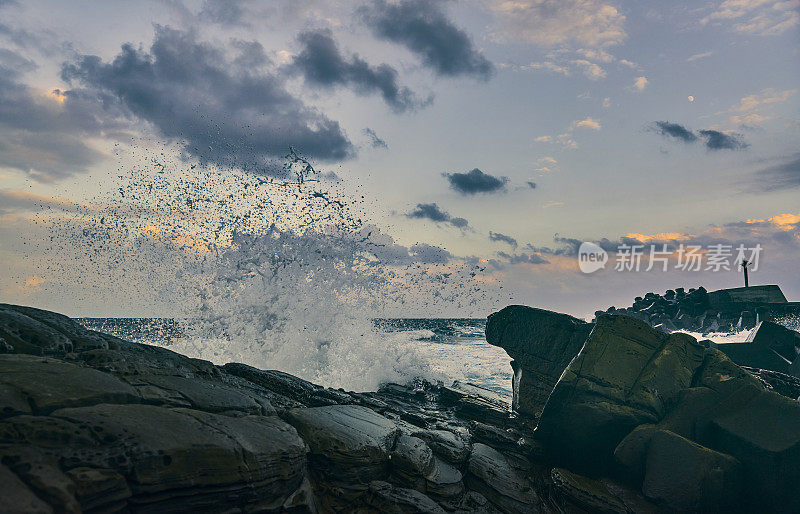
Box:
(536, 315, 706, 469)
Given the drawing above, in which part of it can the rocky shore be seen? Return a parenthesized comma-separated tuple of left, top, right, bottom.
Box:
(2, 301, 800, 512)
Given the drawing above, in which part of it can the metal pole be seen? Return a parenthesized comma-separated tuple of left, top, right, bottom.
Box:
(742, 260, 749, 287)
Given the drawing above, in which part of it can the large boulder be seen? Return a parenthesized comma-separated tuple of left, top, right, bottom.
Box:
(535, 314, 706, 470)
(485, 305, 592, 417)
(641, 430, 742, 511)
(715, 321, 800, 377)
(0, 304, 109, 355)
(704, 386, 800, 512)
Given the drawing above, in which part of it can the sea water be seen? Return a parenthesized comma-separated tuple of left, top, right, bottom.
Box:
(78, 317, 514, 397)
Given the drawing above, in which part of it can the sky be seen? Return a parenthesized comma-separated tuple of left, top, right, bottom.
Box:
(1, 0, 799, 318)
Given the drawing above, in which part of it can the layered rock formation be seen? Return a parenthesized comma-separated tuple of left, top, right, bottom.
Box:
(489, 308, 800, 512)
(4, 300, 800, 512)
(0, 303, 658, 513)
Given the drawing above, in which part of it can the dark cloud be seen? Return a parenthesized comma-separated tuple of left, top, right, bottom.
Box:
(527, 181, 537, 189)
(198, 0, 250, 26)
(496, 251, 548, 265)
(230, 39, 271, 69)
(489, 231, 517, 247)
(292, 30, 427, 113)
(652, 121, 697, 143)
(409, 243, 451, 264)
(0, 54, 131, 181)
(358, 225, 452, 264)
(61, 26, 354, 171)
(698, 129, 748, 150)
(651, 121, 748, 151)
(752, 154, 800, 192)
(526, 236, 618, 257)
(363, 127, 388, 149)
(444, 168, 508, 195)
(360, 0, 493, 80)
(406, 202, 468, 228)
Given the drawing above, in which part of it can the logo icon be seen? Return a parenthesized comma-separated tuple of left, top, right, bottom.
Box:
(578, 242, 608, 274)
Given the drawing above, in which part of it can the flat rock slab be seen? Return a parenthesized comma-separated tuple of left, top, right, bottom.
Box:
(392, 434, 435, 477)
(0, 355, 139, 414)
(365, 480, 446, 514)
(424, 456, 464, 503)
(285, 405, 400, 509)
(0, 463, 54, 514)
(412, 429, 470, 465)
(466, 443, 539, 512)
(551, 468, 628, 513)
(50, 404, 306, 503)
(223, 363, 351, 407)
(286, 405, 399, 465)
(131, 375, 272, 415)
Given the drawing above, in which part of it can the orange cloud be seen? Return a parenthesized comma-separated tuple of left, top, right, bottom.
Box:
(19, 275, 45, 293)
(745, 212, 800, 229)
(625, 232, 695, 242)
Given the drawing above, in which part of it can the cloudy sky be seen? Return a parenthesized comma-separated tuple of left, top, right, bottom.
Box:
(1, 0, 799, 317)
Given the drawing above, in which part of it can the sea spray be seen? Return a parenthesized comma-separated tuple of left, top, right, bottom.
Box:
(37, 143, 496, 390)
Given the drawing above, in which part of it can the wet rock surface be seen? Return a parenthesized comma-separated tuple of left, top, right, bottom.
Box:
(485, 305, 592, 418)
(3, 301, 799, 512)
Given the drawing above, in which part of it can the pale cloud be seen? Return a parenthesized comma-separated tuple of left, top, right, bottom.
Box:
(617, 58, 637, 68)
(577, 47, 614, 62)
(573, 117, 602, 130)
(602, 97, 611, 108)
(571, 59, 606, 79)
(633, 76, 648, 91)
(542, 201, 565, 208)
(557, 133, 578, 148)
(535, 156, 558, 172)
(730, 88, 796, 112)
(534, 135, 553, 143)
(488, 0, 627, 48)
(729, 112, 771, 126)
(0, 190, 93, 214)
(687, 51, 714, 62)
(520, 61, 570, 75)
(724, 88, 796, 127)
(701, 0, 800, 35)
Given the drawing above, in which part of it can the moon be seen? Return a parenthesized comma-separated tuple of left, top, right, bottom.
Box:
(688, 96, 695, 102)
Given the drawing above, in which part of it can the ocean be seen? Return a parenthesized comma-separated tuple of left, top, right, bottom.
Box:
(77, 317, 514, 397)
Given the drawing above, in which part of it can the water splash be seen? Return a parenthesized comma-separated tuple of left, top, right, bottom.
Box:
(34, 141, 494, 390)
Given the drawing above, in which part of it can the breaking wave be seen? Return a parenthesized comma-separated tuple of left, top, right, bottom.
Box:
(40, 144, 492, 390)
